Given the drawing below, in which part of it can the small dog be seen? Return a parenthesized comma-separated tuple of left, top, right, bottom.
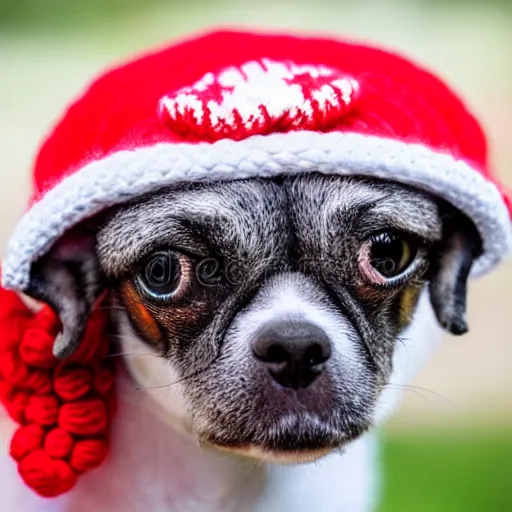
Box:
(2, 174, 480, 511)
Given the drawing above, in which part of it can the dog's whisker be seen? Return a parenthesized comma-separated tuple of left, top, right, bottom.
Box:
(107, 351, 162, 359)
(385, 384, 429, 401)
(135, 363, 215, 391)
(136, 340, 225, 391)
(386, 383, 460, 408)
(396, 336, 408, 349)
(236, 459, 261, 486)
(105, 332, 136, 340)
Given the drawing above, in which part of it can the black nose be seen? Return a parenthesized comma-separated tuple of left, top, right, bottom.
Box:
(252, 321, 331, 389)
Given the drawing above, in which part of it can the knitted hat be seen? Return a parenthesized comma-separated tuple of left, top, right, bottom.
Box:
(2, 30, 512, 289)
(1, 29, 511, 497)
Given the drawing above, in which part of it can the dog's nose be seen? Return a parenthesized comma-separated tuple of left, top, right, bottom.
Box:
(252, 321, 331, 389)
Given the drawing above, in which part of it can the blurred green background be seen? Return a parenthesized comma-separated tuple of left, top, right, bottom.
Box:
(1, 0, 511, 510)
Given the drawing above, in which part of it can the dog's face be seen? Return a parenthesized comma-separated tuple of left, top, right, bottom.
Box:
(28, 174, 481, 463)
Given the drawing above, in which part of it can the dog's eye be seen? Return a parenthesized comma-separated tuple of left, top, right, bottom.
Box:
(138, 250, 188, 300)
(369, 232, 414, 277)
(359, 231, 417, 282)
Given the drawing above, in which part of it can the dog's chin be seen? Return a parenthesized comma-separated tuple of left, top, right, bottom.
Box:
(201, 415, 362, 465)
(212, 443, 335, 464)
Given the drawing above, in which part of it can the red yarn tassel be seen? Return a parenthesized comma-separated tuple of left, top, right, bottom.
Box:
(0, 286, 115, 498)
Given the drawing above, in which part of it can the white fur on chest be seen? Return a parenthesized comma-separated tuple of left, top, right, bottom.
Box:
(0, 292, 442, 512)
(0, 375, 377, 512)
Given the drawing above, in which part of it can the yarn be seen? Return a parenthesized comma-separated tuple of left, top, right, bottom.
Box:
(0, 285, 115, 498)
(3, 31, 511, 293)
(44, 428, 74, 459)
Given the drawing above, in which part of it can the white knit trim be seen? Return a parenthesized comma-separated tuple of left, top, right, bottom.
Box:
(2, 131, 511, 291)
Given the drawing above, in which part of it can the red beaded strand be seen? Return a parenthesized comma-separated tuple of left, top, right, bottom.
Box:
(0, 286, 115, 497)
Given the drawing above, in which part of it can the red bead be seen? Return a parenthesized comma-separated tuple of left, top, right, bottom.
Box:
(19, 328, 56, 369)
(19, 450, 77, 498)
(10, 424, 45, 461)
(59, 398, 108, 436)
(1, 349, 30, 386)
(0, 379, 13, 402)
(4, 389, 30, 423)
(44, 428, 74, 459)
(31, 306, 60, 335)
(93, 365, 115, 396)
(25, 395, 59, 426)
(54, 366, 92, 401)
(70, 438, 109, 473)
(24, 369, 52, 395)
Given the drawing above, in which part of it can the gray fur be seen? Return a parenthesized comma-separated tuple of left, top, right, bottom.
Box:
(26, 174, 480, 452)
(26, 232, 103, 358)
(94, 175, 452, 452)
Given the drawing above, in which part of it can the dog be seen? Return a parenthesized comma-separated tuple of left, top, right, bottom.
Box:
(1, 173, 481, 511)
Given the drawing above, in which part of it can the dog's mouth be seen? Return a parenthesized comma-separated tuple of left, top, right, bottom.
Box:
(213, 443, 335, 464)
(201, 413, 363, 464)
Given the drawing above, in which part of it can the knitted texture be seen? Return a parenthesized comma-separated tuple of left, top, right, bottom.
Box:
(157, 59, 360, 140)
(0, 286, 115, 497)
(2, 29, 511, 292)
(2, 132, 511, 293)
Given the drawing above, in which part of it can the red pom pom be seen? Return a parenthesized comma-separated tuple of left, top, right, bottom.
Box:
(1, 349, 30, 386)
(30, 306, 60, 336)
(25, 395, 59, 426)
(4, 389, 30, 423)
(93, 365, 115, 396)
(0, 288, 27, 321)
(0, 315, 29, 352)
(19, 450, 77, 498)
(19, 329, 57, 369)
(0, 379, 13, 402)
(70, 438, 109, 473)
(44, 428, 74, 459)
(59, 399, 108, 436)
(10, 424, 45, 461)
(24, 369, 52, 395)
(0, 291, 30, 350)
(0, 288, 114, 497)
(54, 366, 92, 401)
(67, 310, 108, 365)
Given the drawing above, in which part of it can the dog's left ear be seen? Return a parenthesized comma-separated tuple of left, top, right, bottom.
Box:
(24, 230, 104, 359)
(429, 211, 483, 335)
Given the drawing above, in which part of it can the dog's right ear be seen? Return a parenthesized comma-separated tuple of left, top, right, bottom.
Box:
(429, 211, 483, 336)
(24, 231, 104, 359)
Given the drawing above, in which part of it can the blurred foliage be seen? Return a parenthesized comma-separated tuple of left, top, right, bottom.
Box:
(0, 0, 167, 28)
(381, 429, 512, 512)
(0, 0, 510, 29)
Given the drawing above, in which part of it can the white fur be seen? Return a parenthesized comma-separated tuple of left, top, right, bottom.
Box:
(374, 290, 445, 424)
(0, 288, 443, 511)
(3, 131, 511, 291)
(226, 273, 367, 375)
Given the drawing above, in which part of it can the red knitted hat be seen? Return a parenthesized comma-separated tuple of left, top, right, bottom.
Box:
(2, 29, 512, 289)
(1, 29, 511, 497)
